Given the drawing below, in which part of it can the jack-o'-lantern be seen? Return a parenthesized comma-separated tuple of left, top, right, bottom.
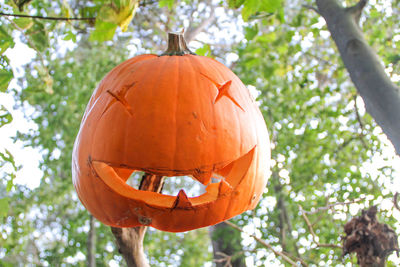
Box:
(72, 33, 270, 232)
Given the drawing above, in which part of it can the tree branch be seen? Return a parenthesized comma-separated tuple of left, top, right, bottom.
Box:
(0, 0, 158, 22)
(87, 215, 96, 267)
(302, 4, 321, 15)
(276, 190, 301, 257)
(299, 205, 342, 249)
(210, 221, 246, 267)
(346, 0, 368, 24)
(0, 12, 95, 21)
(315, 0, 400, 156)
(184, 4, 216, 43)
(213, 251, 245, 267)
(111, 174, 164, 267)
(302, 197, 365, 215)
(353, 94, 368, 149)
(393, 192, 400, 212)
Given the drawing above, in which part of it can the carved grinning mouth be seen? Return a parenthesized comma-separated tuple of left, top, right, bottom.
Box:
(91, 146, 256, 209)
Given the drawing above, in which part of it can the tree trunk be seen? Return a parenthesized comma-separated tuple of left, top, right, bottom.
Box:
(87, 215, 96, 267)
(315, 0, 400, 155)
(111, 174, 164, 267)
(210, 222, 246, 267)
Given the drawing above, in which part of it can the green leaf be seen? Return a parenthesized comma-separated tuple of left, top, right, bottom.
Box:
(61, 0, 73, 18)
(277, 5, 285, 22)
(0, 26, 14, 54)
(260, 0, 281, 13)
(159, 0, 175, 9)
(256, 32, 277, 43)
(89, 21, 118, 42)
(0, 69, 13, 91)
(242, 0, 260, 21)
(195, 44, 212, 57)
(13, 17, 33, 29)
(96, 0, 139, 32)
(0, 55, 13, 91)
(227, 0, 245, 8)
(244, 25, 258, 40)
(0, 149, 17, 169)
(6, 174, 15, 192)
(0, 105, 13, 126)
(241, 0, 281, 21)
(63, 31, 77, 42)
(26, 22, 49, 52)
(0, 197, 10, 219)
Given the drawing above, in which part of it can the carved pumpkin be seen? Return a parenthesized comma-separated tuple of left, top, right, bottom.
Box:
(72, 33, 270, 232)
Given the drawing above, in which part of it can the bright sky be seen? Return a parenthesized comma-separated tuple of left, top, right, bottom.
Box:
(1, 40, 43, 188)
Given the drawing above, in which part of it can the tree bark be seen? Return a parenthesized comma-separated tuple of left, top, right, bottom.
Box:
(87, 215, 96, 267)
(111, 174, 164, 267)
(315, 0, 400, 155)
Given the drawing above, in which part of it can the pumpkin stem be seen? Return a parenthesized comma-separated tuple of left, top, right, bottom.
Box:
(160, 32, 196, 56)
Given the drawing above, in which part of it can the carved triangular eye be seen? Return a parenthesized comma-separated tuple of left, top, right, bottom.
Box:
(200, 73, 244, 111)
(218, 180, 232, 196)
(101, 82, 136, 117)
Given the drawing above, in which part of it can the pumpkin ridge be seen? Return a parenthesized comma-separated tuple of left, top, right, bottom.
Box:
(171, 56, 180, 173)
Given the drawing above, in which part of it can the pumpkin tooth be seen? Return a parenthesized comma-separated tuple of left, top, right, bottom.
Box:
(218, 180, 232, 196)
(192, 171, 212, 185)
(172, 189, 193, 209)
(205, 182, 219, 198)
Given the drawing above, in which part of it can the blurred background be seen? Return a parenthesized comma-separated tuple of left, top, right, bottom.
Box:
(0, 0, 399, 266)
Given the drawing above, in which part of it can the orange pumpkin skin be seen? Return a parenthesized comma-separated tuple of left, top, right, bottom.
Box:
(72, 51, 270, 232)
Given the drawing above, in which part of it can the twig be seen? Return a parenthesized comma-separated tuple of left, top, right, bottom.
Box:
(280, 250, 309, 267)
(346, 0, 368, 24)
(353, 94, 368, 149)
(302, 197, 366, 215)
(139, 0, 159, 7)
(224, 221, 303, 266)
(0, 0, 158, 22)
(353, 94, 365, 131)
(299, 205, 342, 249)
(302, 4, 321, 15)
(394, 192, 400, 211)
(354, 0, 368, 10)
(0, 12, 95, 22)
(4, 16, 46, 66)
(184, 2, 216, 43)
(304, 51, 334, 66)
(214, 251, 233, 267)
